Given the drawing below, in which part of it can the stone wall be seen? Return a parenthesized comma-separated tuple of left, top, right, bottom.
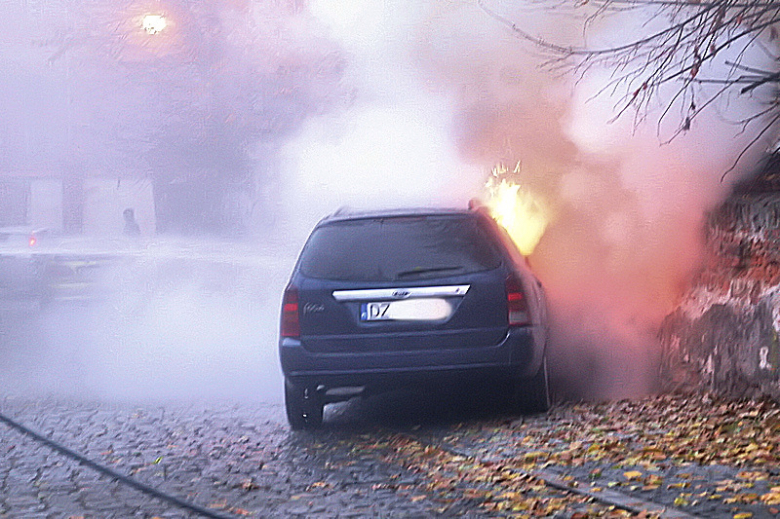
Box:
(660, 192, 780, 400)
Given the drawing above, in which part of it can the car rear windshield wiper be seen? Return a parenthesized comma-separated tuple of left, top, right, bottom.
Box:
(395, 266, 464, 279)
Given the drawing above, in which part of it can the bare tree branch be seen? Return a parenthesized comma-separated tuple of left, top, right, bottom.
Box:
(480, 0, 780, 178)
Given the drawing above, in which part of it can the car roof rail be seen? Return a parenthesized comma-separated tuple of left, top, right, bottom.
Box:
(333, 205, 352, 216)
(323, 206, 354, 221)
(468, 198, 491, 214)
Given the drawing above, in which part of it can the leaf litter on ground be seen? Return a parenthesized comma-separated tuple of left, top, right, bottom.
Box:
(403, 393, 780, 517)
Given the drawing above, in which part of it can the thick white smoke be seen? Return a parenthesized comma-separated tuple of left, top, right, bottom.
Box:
(277, 1, 486, 241)
(287, 0, 777, 399)
(0, 242, 289, 404)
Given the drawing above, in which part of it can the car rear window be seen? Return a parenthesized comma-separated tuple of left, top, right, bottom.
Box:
(298, 215, 502, 282)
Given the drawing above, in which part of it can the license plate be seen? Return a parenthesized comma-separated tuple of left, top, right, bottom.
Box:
(361, 302, 392, 321)
(361, 299, 452, 322)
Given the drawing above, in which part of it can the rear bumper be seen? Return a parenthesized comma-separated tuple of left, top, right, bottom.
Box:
(279, 326, 543, 389)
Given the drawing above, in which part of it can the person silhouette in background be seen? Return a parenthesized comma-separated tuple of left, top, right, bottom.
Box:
(123, 208, 141, 236)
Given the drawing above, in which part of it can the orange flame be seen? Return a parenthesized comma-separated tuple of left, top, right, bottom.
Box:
(482, 163, 548, 256)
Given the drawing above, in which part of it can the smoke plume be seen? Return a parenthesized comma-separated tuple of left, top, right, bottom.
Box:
(294, 0, 776, 399)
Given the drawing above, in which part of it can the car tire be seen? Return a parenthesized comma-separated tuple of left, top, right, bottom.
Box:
(511, 357, 550, 415)
(285, 380, 323, 430)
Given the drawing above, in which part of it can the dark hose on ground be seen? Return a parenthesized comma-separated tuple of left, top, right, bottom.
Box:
(0, 409, 238, 519)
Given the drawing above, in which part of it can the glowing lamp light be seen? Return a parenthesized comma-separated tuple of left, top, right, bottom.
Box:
(142, 14, 167, 35)
(482, 163, 549, 256)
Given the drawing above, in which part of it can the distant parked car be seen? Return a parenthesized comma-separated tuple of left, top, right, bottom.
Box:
(0, 228, 127, 305)
(0, 227, 51, 301)
(278, 205, 550, 429)
(0, 226, 51, 248)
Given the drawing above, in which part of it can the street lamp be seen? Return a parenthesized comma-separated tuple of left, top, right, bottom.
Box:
(142, 14, 167, 35)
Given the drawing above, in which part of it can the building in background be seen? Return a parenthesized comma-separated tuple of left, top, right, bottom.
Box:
(0, 171, 154, 236)
(1, 1, 345, 238)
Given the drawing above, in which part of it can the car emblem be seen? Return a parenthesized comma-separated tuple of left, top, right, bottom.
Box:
(303, 302, 325, 314)
(392, 290, 410, 299)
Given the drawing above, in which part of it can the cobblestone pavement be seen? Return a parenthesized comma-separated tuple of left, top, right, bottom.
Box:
(0, 397, 484, 518)
(0, 391, 650, 519)
(3, 391, 777, 518)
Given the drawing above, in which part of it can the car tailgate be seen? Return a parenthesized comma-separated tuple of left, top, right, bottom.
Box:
(297, 271, 508, 353)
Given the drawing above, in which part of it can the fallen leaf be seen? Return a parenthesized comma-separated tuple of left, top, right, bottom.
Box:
(674, 496, 689, 506)
(761, 488, 780, 506)
(624, 470, 643, 480)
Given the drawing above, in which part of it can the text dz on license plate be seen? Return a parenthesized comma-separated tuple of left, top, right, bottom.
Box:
(361, 302, 391, 321)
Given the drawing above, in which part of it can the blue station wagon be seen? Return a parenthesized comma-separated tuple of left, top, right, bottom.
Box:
(279, 205, 550, 429)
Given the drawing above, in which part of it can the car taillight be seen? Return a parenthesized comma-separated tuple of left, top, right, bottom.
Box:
(506, 275, 530, 327)
(281, 286, 300, 338)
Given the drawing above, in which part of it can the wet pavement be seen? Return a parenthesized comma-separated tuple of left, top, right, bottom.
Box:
(0, 389, 646, 519)
(4, 390, 778, 518)
(0, 398, 456, 518)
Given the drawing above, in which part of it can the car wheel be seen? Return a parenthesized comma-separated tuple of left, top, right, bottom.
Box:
(284, 380, 323, 430)
(511, 357, 550, 415)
